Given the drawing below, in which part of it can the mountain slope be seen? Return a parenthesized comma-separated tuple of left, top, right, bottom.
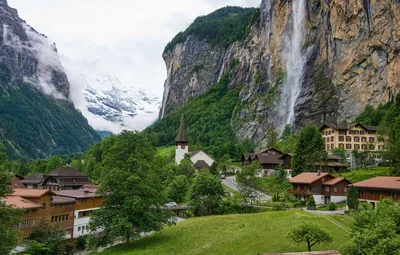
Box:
(0, 0, 100, 160)
(158, 1, 400, 146)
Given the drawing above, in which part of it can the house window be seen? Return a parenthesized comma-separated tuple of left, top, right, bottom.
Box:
(370, 145, 375, 150)
(297, 185, 300, 191)
(339, 136, 344, 142)
(346, 144, 352, 150)
(333, 187, 337, 193)
(27, 209, 33, 215)
(181, 145, 185, 149)
(339, 143, 344, 149)
(325, 186, 330, 192)
(361, 137, 367, 143)
(332, 130, 335, 134)
(354, 144, 360, 150)
(331, 137, 334, 142)
(78, 226, 81, 231)
(362, 144, 367, 150)
(354, 137, 360, 142)
(41, 217, 45, 223)
(346, 136, 352, 142)
(42, 203, 46, 210)
(369, 137, 375, 142)
(344, 188, 348, 193)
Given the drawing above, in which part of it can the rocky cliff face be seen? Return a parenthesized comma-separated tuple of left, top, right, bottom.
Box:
(0, 0, 100, 159)
(160, 0, 400, 145)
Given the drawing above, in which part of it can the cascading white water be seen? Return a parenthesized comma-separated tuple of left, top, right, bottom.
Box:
(281, 0, 307, 125)
(160, 61, 173, 118)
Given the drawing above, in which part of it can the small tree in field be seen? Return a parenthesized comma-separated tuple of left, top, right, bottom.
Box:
(307, 195, 316, 210)
(288, 222, 332, 252)
(347, 185, 359, 210)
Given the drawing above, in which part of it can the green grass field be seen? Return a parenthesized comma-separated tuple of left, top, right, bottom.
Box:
(333, 167, 390, 183)
(156, 146, 175, 157)
(97, 210, 350, 255)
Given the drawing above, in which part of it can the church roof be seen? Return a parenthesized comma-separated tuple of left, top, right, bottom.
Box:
(194, 160, 211, 170)
(175, 115, 189, 142)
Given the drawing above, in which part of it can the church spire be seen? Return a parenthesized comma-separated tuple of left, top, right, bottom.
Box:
(175, 115, 188, 143)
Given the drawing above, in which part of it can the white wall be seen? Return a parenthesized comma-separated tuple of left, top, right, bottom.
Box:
(190, 150, 214, 166)
(175, 145, 188, 165)
(73, 207, 99, 238)
(313, 194, 325, 205)
(331, 196, 347, 204)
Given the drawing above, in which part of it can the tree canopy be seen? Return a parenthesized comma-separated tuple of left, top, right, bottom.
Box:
(288, 222, 332, 252)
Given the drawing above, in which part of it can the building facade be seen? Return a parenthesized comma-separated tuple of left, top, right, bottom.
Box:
(242, 148, 292, 177)
(289, 173, 352, 205)
(175, 116, 189, 165)
(352, 176, 400, 208)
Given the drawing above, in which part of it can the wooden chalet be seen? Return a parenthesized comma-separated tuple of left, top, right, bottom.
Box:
(352, 176, 400, 208)
(288, 172, 352, 205)
(242, 148, 292, 176)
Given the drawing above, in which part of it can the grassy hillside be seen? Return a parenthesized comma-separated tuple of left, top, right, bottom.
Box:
(0, 83, 101, 160)
(157, 146, 175, 157)
(97, 211, 350, 255)
(333, 167, 390, 183)
(164, 6, 260, 54)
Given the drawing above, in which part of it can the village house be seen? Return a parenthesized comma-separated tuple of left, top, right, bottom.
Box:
(351, 176, 400, 208)
(21, 167, 89, 190)
(241, 148, 292, 177)
(315, 154, 348, 173)
(289, 172, 352, 205)
(175, 116, 215, 170)
(53, 184, 103, 238)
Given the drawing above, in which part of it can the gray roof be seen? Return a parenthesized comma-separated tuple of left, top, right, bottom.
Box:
(48, 167, 86, 177)
(194, 160, 211, 170)
(175, 115, 189, 143)
(21, 173, 44, 184)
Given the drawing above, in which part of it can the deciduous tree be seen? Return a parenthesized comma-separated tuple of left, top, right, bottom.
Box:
(236, 161, 261, 203)
(288, 222, 332, 252)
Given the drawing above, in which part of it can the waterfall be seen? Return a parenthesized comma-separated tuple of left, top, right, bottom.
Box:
(281, 0, 307, 125)
(160, 61, 173, 118)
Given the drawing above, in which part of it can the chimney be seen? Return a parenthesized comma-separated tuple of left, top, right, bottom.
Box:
(317, 170, 321, 176)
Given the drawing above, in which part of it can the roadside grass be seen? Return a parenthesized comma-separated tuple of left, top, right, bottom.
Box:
(333, 167, 390, 183)
(157, 146, 175, 157)
(96, 210, 349, 255)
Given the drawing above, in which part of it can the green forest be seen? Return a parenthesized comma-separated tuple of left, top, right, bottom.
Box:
(144, 73, 253, 160)
(163, 6, 260, 54)
(0, 81, 100, 161)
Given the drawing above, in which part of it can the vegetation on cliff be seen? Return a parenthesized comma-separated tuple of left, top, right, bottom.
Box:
(144, 73, 254, 160)
(163, 6, 260, 54)
(0, 81, 101, 160)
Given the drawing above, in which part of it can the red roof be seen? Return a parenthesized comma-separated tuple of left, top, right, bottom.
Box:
(352, 177, 400, 190)
(12, 188, 51, 198)
(11, 176, 26, 189)
(323, 177, 351, 186)
(261, 251, 341, 255)
(290, 172, 331, 184)
(3, 196, 42, 209)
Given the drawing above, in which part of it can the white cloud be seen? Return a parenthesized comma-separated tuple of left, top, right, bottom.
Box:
(8, 0, 260, 130)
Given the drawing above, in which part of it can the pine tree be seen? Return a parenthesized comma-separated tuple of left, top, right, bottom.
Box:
(347, 185, 359, 210)
(307, 195, 316, 210)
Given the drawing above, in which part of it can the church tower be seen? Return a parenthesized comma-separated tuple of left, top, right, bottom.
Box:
(175, 115, 189, 164)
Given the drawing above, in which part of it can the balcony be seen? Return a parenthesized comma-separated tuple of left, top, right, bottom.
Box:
(288, 189, 312, 196)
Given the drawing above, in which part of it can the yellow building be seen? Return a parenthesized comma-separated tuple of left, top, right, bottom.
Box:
(320, 124, 385, 152)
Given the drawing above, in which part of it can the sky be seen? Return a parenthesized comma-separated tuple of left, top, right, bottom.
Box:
(8, 0, 260, 131)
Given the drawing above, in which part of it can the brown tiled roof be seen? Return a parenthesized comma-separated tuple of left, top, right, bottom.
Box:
(175, 115, 189, 143)
(3, 196, 42, 209)
(53, 189, 100, 199)
(12, 188, 51, 198)
(261, 251, 341, 255)
(51, 196, 76, 205)
(290, 172, 331, 184)
(194, 160, 210, 170)
(323, 177, 352, 186)
(21, 173, 43, 184)
(189, 150, 200, 157)
(11, 176, 26, 189)
(352, 177, 400, 190)
(256, 154, 282, 165)
(256, 147, 284, 155)
(48, 167, 86, 177)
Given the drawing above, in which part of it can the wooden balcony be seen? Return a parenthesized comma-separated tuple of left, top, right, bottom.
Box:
(288, 189, 312, 196)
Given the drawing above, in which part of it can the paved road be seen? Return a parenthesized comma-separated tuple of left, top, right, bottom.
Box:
(222, 176, 272, 202)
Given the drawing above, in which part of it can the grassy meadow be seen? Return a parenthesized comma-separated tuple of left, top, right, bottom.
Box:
(333, 167, 390, 183)
(97, 210, 350, 255)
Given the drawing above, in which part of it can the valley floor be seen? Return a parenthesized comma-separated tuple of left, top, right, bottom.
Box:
(96, 210, 351, 255)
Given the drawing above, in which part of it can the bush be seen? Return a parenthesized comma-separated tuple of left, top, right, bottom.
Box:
(328, 202, 337, 211)
(307, 195, 317, 210)
(294, 200, 307, 208)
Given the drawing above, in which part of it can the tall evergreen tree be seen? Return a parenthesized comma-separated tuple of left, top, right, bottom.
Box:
(291, 125, 327, 177)
(347, 185, 359, 210)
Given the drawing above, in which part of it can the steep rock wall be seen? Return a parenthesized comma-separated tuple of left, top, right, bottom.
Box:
(160, 0, 400, 145)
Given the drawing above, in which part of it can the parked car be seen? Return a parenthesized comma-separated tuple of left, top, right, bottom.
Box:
(220, 174, 226, 179)
(164, 202, 178, 208)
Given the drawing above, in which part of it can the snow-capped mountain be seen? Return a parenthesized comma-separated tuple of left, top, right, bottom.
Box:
(77, 71, 161, 132)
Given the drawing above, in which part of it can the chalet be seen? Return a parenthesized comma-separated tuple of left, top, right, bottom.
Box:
(175, 115, 215, 170)
(315, 154, 348, 172)
(352, 176, 400, 208)
(242, 148, 292, 176)
(53, 184, 103, 238)
(21, 167, 89, 191)
(289, 172, 352, 205)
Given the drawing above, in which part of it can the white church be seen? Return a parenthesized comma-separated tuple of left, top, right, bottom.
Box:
(175, 116, 215, 170)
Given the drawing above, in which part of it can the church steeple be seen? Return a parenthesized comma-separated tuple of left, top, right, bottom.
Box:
(175, 115, 188, 143)
(175, 115, 189, 164)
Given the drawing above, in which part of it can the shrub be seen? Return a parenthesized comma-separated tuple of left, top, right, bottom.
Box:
(294, 200, 307, 208)
(328, 202, 337, 211)
(307, 195, 317, 210)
